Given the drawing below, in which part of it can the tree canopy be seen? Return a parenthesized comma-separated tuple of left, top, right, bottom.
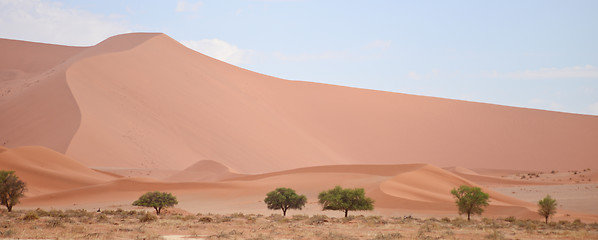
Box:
(318, 186, 374, 217)
(264, 187, 307, 216)
(132, 191, 178, 215)
(0, 170, 27, 212)
(538, 194, 557, 224)
(450, 185, 489, 221)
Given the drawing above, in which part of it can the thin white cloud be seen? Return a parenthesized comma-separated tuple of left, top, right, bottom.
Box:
(0, 0, 129, 46)
(365, 40, 392, 50)
(272, 51, 350, 62)
(176, 0, 203, 12)
(181, 38, 253, 65)
(505, 64, 598, 79)
(407, 71, 421, 80)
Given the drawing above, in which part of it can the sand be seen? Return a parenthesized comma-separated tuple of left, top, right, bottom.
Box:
(1, 33, 597, 222)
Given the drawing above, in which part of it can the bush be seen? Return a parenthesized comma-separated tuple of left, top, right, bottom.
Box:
(485, 229, 505, 240)
(372, 232, 402, 239)
(292, 214, 309, 221)
(139, 212, 158, 223)
(22, 211, 39, 221)
(504, 216, 516, 222)
(46, 218, 63, 228)
(198, 216, 213, 223)
(307, 215, 329, 225)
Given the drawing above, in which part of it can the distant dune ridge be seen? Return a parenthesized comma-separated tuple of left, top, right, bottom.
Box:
(0, 33, 597, 220)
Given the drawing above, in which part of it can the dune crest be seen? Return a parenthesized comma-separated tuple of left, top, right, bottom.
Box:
(166, 160, 245, 182)
(0, 146, 115, 195)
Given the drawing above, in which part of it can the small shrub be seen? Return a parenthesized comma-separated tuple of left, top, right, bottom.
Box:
(372, 232, 402, 239)
(292, 214, 309, 221)
(198, 216, 213, 223)
(96, 213, 109, 222)
(441, 217, 451, 223)
(307, 215, 329, 225)
(268, 213, 289, 223)
(323, 231, 358, 240)
(139, 212, 158, 223)
(22, 211, 39, 221)
(504, 216, 516, 222)
(46, 218, 63, 228)
(35, 208, 49, 217)
(451, 217, 469, 227)
(485, 229, 505, 240)
(0, 229, 14, 237)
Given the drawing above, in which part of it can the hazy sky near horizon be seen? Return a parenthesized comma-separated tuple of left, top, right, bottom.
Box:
(2, 0, 598, 115)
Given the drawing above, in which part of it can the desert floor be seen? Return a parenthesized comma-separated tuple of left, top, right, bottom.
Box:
(1, 209, 597, 240)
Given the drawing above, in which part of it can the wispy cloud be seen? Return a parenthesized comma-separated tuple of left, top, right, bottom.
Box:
(272, 51, 350, 62)
(181, 38, 253, 65)
(0, 0, 129, 46)
(504, 65, 598, 79)
(364, 40, 392, 50)
(176, 0, 203, 12)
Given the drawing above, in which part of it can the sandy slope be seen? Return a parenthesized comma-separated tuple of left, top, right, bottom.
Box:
(0, 145, 591, 221)
(0, 146, 115, 195)
(2, 33, 598, 173)
(165, 160, 245, 182)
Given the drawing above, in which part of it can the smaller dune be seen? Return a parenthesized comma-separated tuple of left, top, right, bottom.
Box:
(165, 160, 244, 182)
(0, 146, 116, 195)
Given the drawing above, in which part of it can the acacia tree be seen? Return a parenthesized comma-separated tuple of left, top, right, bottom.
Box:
(0, 170, 27, 212)
(264, 187, 307, 216)
(538, 195, 557, 224)
(132, 191, 178, 215)
(318, 186, 374, 217)
(450, 185, 489, 221)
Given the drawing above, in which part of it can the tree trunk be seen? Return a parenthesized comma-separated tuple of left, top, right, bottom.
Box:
(545, 216, 548, 224)
(467, 213, 470, 221)
(155, 207, 161, 215)
(7, 204, 12, 212)
(282, 208, 287, 217)
(344, 209, 348, 218)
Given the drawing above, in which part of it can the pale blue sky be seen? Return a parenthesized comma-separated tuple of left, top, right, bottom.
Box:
(2, 0, 597, 115)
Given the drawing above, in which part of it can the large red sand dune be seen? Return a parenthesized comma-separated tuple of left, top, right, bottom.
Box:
(1, 33, 597, 174)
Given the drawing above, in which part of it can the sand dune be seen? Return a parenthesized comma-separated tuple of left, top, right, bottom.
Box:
(2, 33, 597, 174)
(166, 160, 245, 182)
(0, 146, 115, 195)
(16, 153, 585, 220)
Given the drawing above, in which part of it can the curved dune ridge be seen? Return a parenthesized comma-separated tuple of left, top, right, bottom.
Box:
(165, 160, 245, 182)
(0, 146, 115, 195)
(0, 145, 593, 221)
(1, 33, 598, 173)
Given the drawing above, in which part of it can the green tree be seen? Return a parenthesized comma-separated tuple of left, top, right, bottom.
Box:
(450, 185, 489, 221)
(264, 187, 307, 216)
(538, 195, 557, 224)
(318, 186, 374, 217)
(0, 170, 27, 212)
(132, 191, 178, 215)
